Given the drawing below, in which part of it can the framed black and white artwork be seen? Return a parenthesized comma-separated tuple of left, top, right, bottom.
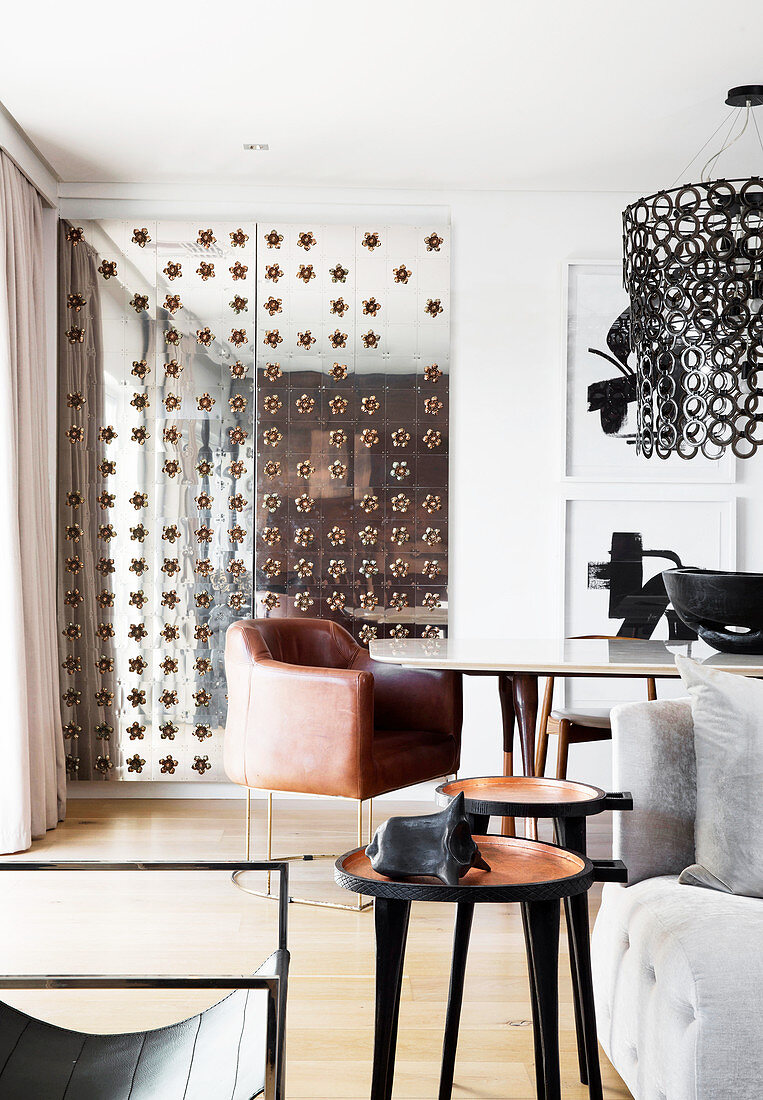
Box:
(562, 261, 736, 483)
(562, 489, 736, 707)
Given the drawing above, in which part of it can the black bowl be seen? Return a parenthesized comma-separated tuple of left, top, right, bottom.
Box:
(663, 567, 763, 654)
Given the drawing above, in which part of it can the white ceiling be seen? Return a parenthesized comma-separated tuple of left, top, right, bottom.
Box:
(4, 0, 763, 194)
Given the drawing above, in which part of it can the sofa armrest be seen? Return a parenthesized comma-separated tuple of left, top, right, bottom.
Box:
(224, 624, 375, 798)
(610, 698, 696, 885)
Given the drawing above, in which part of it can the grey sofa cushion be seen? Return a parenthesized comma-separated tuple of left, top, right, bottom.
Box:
(676, 656, 763, 897)
(610, 698, 696, 884)
(0, 987, 267, 1099)
(593, 877, 763, 1100)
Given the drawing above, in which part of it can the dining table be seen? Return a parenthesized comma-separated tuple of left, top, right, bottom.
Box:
(369, 636, 763, 833)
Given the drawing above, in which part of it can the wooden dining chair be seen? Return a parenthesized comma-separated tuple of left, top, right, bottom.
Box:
(535, 636, 657, 779)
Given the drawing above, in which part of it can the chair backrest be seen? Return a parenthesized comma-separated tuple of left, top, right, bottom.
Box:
(542, 635, 658, 707)
(570, 636, 657, 698)
(611, 698, 697, 884)
(248, 617, 358, 670)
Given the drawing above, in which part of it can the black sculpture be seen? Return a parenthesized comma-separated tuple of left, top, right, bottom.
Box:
(366, 792, 490, 886)
(663, 567, 763, 653)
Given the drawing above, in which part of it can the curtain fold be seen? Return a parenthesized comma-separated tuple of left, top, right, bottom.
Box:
(57, 220, 110, 779)
(0, 151, 65, 851)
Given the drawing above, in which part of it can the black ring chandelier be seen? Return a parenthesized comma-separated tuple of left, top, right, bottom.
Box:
(623, 85, 763, 460)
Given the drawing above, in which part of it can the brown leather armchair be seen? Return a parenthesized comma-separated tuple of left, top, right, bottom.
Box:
(224, 618, 462, 906)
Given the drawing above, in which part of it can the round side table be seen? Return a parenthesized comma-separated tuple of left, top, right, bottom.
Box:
(435, 777, 632, 1100)
(335, 835, 598, 1100)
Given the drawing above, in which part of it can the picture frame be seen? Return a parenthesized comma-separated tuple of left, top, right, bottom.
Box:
(561, 486, 737, 708)
(561, 260, 736, 483)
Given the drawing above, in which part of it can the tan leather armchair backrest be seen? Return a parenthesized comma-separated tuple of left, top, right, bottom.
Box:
(250, 617, 358, 670)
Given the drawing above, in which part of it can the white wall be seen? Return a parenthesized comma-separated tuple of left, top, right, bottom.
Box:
(0, 103, 58, 208)
(448, 189, 627, 787)
(60, 182, 760, 796)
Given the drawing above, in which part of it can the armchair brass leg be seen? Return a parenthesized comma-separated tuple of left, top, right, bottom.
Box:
(267, 791, 273, 860)
(234, 792, 372, 912)
(356, 798, 364, 910)
(245, 788, 252, 862)
(267, 791, 273, 893)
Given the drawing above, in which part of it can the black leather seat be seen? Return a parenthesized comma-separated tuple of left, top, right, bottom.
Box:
(0, 985, 267, 1099)
(0, 860, 289, 1100)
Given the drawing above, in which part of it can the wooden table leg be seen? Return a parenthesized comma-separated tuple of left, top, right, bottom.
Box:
(524, 899, 561, 1100)
(497, 673, 516, 837)
(438, 902, 474, 1100)
(512, 672, 540, 839)
(371, 897, 411, 1100)
(512, 672, 539, 777)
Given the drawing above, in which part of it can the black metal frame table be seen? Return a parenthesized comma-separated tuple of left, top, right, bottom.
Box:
(435, 777, 632, 1100)
(335, 835, 615, 1100)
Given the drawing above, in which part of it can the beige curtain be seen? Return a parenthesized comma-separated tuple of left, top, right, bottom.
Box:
(57, 220, 110, 779)
(0, 151, 65, 851)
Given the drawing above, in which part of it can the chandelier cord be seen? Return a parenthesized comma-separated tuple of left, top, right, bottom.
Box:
(751, 106, 763, 162)
(669, 109, 739, 189)
(701, 106, 751, 181)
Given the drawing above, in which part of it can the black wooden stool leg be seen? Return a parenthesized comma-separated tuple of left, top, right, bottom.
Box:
(438, 902, 474, 1100)
(521, 902, 546, 1100)
(467, 813, 490, 834)
(371, 897, 411, 1100)
(524, 899, 561, 1100)
(563, 894, 588, 1085)
(554, 819, 588, 1085)
(567, 889, 603, 1100)
(387, 936, 407, 1096)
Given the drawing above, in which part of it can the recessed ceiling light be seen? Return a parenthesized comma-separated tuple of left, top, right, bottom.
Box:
(244, 143, 269, 151)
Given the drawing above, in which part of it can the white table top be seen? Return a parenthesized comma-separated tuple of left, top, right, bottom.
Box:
(369, 637, 763, 677)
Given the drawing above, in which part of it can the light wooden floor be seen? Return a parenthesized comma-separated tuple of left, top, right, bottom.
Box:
(0, 799, 631, 1099)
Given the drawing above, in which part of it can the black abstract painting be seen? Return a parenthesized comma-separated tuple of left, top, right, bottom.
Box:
(585, 307, 637, 441)
(588, 531, 696, 640)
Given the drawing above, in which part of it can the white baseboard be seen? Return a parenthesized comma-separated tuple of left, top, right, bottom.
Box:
(66, 780, 440, 801)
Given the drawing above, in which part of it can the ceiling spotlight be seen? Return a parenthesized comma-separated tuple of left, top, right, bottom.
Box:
(244, 143, 269, 151)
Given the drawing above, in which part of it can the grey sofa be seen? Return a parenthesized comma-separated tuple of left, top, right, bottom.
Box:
(592, 698, 763, 1100)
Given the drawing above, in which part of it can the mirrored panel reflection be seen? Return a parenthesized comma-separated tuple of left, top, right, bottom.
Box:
(254, 223, 450, 647)
(58, 220, 255, 780)
(58, 219, 449, 781)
